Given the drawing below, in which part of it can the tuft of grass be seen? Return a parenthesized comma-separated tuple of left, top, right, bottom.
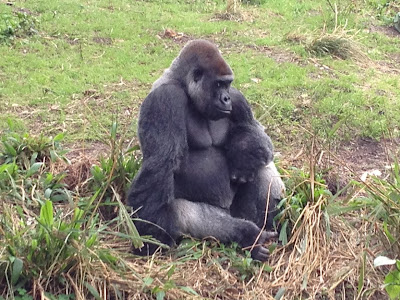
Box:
(309, 36, 354, 59)
(306, 27, 369, 61)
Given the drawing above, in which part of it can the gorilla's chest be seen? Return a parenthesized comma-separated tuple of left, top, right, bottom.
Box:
(173, 107, 234, 208)
(186, 108, 230, 149)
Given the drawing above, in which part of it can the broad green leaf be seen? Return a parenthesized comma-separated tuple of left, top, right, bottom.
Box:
(73, 207, 84, 222)
(3, 141, 17, 156)
(156, 291, 165, 300)
(385, 271, 400, 299)
(11, 257, 23, 284)
(263, 264, 274, 272)
(143, 277, 154, 287)
(53, 133, 65, 142)
(279, 220, 288, 245)
(44, 188, 52, 199)
(49, 149, 58, 162)
(178, 286, 198, 295)
(111, 121, 117, 140)
(40, 200, 54, 227)
(0, 164, 12, 173)
(30, 152, 38, 166)
(31, 239, 38, 251)
(26, 162, 43, 177)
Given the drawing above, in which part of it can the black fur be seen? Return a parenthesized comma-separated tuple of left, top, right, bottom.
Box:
(128, 40, 285, 261)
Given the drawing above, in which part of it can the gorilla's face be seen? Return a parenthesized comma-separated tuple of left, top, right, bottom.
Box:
(187, 68, 233, 120)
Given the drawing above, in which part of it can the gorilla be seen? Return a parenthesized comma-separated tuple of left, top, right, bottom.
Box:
(128, 39, 285, 261)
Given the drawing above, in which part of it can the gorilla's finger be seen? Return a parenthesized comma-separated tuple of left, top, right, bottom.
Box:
(264, 231, 278, 240)
(238, 176, 247, 184)
(231, 173, 238, 181)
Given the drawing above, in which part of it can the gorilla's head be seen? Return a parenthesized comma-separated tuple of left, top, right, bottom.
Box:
(167, 40, 235, 120)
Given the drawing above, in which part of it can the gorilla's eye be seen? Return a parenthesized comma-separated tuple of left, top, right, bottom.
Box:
(193, 69, 203, 82)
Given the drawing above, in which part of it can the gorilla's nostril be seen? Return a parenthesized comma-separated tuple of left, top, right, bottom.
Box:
(221, 95, 230, 103)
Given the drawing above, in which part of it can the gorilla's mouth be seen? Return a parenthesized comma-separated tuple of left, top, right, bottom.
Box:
(217, 108, 231, 114)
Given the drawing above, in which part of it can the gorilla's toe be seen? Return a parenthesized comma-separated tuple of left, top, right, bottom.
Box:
(251, 245, 269, 261)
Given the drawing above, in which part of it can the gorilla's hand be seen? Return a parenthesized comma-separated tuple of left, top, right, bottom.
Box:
(230, 167, 255, 184)
(226, 123, 274, 185)
(250, 230, 278, 261)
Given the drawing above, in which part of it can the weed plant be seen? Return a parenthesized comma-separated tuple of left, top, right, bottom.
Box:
(0, 124, 148, 299)
(276, 159, 333, 245)
(0, 11, 39, 44)
(358, 158, 400, 255)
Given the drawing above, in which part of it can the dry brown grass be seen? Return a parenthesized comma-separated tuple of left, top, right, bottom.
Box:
(0, 143, 391, 299)
(39, 201, 384, 299)
(286, 25, 371, 65)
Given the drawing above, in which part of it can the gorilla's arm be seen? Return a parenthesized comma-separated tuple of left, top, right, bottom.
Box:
(226, 88, 274, 183)
(128, 83, 189, 246)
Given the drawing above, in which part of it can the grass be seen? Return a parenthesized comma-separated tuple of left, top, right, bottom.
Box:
(1, 0, 400, 298)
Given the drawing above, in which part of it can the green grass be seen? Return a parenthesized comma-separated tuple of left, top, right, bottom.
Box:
(1, 0, 400, 144)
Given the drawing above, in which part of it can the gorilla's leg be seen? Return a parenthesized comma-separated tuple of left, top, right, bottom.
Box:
(231, 162, 285, 230)
(171, 199, 271, 261)
(134, 199, 271, 261)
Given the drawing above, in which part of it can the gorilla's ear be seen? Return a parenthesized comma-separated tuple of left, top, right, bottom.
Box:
(193, 68, 203, 82)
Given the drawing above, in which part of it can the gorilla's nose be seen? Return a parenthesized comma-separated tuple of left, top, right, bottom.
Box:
(221, 94, 230, 103)
(219, 93, 232, 111)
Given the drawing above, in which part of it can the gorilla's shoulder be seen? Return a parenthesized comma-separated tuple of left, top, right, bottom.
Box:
(141, 80, 189, 115)
(149, 81, 188, 102)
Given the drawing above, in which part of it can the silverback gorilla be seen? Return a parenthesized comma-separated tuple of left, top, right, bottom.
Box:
(128, 40, 285, 261)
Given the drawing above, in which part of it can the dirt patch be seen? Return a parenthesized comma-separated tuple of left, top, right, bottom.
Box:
(157, 29, 192, 45)
(374, 52, 400, 75)
(389, 52, 400, 64)
(211, 6, 261, 23)
(375, 60, 400, 74)
(212, 11, 252, 22)
(66, 141, 110, 162)
(219, 39, 306, 65)
(249, 45, 305, 65)
(65, 37, 80, 45)
(369, 25, 400, 38)
(58, 141, 109, 191)
(4, 2, 37, 16)
(62, 157, 95, 191)
(92, 37, 113, 45)
(284, 137, 400, 195)
(337, 137, 399, 173)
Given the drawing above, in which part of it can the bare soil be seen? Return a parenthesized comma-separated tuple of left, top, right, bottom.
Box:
(284, 137, 400, 195)
(369, 25, 400, 38)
